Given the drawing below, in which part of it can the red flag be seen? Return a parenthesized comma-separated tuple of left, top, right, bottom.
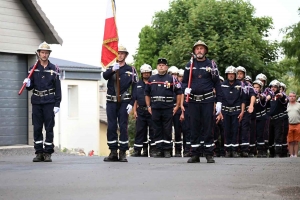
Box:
(101, 0, 118, 68)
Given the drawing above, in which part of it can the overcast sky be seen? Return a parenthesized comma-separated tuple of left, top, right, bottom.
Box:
(36, 0, 300, 67)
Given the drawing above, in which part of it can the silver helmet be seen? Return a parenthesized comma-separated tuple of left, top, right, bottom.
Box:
(269, 79, 280, 88)
(219, 75, 224, 82)
(225, 66, 236, 74)
(140, 63, 152, 73)
(256, 73, 267, 86)
(178, 69, 184, 77)
(279, 82, 286, 91)
(37, 41, 52, 52)
(245, 75, 252, 82)
(253, 79, 263, 88)
(236, 66, 246, 76)
(168, 66, 179, 75)
(152, 69, 158, 76)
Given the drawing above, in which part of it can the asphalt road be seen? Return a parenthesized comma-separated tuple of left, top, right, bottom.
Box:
(0, 149, 299, 200)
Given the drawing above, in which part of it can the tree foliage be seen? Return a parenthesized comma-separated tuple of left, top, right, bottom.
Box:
(281, 8, 300, 78)
(133, 0, 280, 80)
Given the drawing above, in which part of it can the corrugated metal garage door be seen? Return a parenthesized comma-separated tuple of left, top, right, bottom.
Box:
(0, 52, 28, 145)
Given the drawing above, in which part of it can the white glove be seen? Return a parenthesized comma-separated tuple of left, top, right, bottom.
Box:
(216, 102, 222, 115)
(184, 88, 192, 95)
(23, 78, 31, 87)
(53, 107, 60, 114)
(112, 63, 120, 71)
(126, 104, 133, 114)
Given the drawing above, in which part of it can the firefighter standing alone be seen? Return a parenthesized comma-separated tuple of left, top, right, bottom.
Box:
(23, 41, 62, 162)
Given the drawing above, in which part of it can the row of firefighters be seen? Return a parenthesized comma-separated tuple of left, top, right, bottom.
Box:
(130, 65, 289, 159)
(102, 41, 290, 163)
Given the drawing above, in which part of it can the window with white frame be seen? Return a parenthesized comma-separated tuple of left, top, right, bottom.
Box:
(68, 85, 78, 118)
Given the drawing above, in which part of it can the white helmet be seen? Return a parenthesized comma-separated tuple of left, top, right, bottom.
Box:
(118, 45, 129, 54)
(152, 69, 158, 75)
(193, 40, 208, 53)
(245, 75, 252, 83)
(256, 73, 267, 86)
(178, 69, 184, 77)
(37, 41, 52, 52)
(269, 79, 280, 88)
(253, 79, 263, 88)
(219, 76, 224, 82)
(225, 66, 236, 75)
(236, 66, 246, 76)
(140, 64, 152, 73)
(168, 66, 179, 74)
(280, 82, 286, 91)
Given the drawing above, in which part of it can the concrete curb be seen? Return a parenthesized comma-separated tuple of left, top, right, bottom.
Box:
(0, 145, 34, 150)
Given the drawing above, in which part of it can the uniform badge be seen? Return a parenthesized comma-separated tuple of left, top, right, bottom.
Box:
(235, 86, 241, 90)
(50, 70, 53, 75)
(164, 81, 170, 88)
(206, 66, 211, 72)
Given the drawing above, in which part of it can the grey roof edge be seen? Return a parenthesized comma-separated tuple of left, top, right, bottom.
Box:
(59, 66, 103, 73)
(20, 0, 63, 45)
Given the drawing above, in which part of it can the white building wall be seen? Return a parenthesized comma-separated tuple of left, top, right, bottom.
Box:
(54, 79, 100, 155)
(99, 73, 107, 108)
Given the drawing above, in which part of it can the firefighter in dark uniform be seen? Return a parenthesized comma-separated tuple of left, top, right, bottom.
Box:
(236, 66, 255, 157)
(183, 40, 223, 163)
(179, 69, 192, 157)
(145, 58, 182, 158)
(279, 82, 289, 157)
(103, 45, 137, 162)
(214, 75, 225, 157)
(251, 80, 268, 157)
(245, 75, 252, 85)
(131, 64, 155, 157)
(256, 73, 270, 154)
(220, 66, 245, 158)
(23, 41, 62, 162)
(267, 80, 288, 157)
(168, 66, 182, 157)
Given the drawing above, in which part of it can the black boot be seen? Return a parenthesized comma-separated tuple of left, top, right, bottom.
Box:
(232, 151, 239, 158)
(241, 152, 249, 157)
(44, 153, 52, 162)
(141, 146, 148, 157)
(187, 155, 200, 163)
(206, 155, 215, 163)
(131, 149, 141, 157)
(103, 149, 119, 162)
(33, 153, 44, 162)
(119, 150, 128, 162)
(164, 150, 171, 158)
(248, 153, 255, 157)
(225, 151, 231, 158)
(149, 146, 156, 157)
(183, 151, 191, 157)
(174, 149, 182, 157)
(262, 150, 267, 158)
(257, 150, 263, 158)
(154, 150, 164, 158)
